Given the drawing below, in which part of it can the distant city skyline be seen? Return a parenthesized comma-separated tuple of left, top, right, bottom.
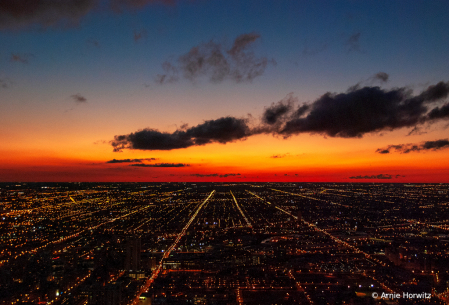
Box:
(1, 0, 449, 182)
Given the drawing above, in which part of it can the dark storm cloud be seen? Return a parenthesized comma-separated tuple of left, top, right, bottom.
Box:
(345, 32, 361, 52)
(280, 81, 449, 138)
(426, 103, 449, 120)
(131, 163, 189, 167)
(190, 173, 241, 178)
(0, 0, 97, 30)
(156, 33, 273, 84)
(106, 158, 158, 163)
(349, 174, 393, 179)
(292, 104, 310, 119)
(71, 94, 87, 103)
(262, 94, 296, 125)
(11, 53, 33, 64)
(112, 80, 449, 151)
(376, 139, 449, 154)
(418, 81, 449, 102)
(111, 116, 251, 151)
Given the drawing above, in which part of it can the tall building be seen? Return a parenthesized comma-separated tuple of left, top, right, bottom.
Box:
(125, 237, 141, 271)
(105, 282, 122, 305)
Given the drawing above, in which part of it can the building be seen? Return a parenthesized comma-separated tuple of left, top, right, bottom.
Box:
(125, 237, 141, 271)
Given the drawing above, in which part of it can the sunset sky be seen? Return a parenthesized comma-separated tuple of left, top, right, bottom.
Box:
(1, 0, 449, 182)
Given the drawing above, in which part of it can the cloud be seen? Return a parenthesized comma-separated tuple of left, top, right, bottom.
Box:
(347, 72, 390, 92)
(71, 94, 87, 103)
(372, 72, 389, 83)
(190, 173, 241, 177)
(130, 163, 189, 167)
(228, 32, 259, 55)
(270, 154, 289, 159)
(0, 0, 177, 30)
(280, 81, 449, 138)
(191, 174, 218, 177)
(133, 29, 147, 42)
(111, 116, 251, 151)
(345, 32, 361, 52)
(155, 32, 273, 84)
(106, 158, 158, 163)
(11, 53, 34, 64)
(262, 94, 296, 125)
(155, 61, 179, 84)
(419, 81, 449, 102)
(427, 103, 449, 120)
(111, 80, 449, 151)
(376, 139, 449, 154)
(349, 174, 393, 179)
(0, 0, 97, 30)
(93, 140, 107, 145)
(407, 126, 427, 136)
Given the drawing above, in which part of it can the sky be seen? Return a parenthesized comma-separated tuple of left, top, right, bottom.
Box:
(1, 0, 449, 182)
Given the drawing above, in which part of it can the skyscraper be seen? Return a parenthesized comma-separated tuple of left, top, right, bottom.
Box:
(125, 237, 141, 271)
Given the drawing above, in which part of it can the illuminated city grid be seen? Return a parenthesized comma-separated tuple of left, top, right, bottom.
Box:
(0, 182, 448, 304)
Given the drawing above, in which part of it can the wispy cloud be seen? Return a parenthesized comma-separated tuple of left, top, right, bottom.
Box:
(345, 32, 362, 53)
(133, 29, 147, 42)
(349, 174, 394, 179)
(190, 173, 241, 177)
(371, 72, 389, 83)
(270, 154, 289, 159)
(376, 139, 449, 154)
(11, 53, 34, 64)
(155, 33, 274, 84)
(71, 94, 87, 103)
(106, 158, 158, 163)
(130, 163, 189, 167)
